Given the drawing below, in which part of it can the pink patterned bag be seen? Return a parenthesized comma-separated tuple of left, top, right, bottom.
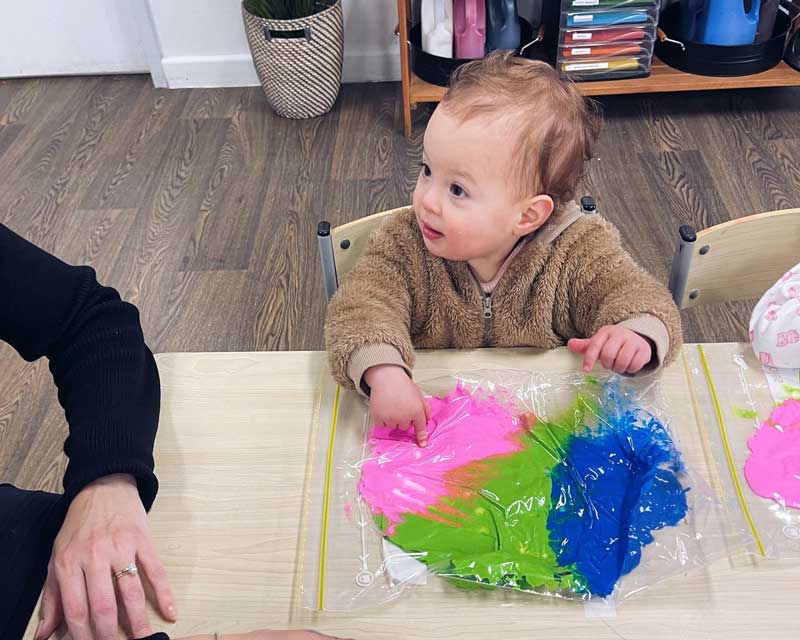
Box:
(750, 262, 800, 369)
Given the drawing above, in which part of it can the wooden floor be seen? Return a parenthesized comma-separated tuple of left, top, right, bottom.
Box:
(1, 74, 799, 492)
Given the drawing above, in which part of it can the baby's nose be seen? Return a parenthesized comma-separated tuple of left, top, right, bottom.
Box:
(421, 189, 441, 215)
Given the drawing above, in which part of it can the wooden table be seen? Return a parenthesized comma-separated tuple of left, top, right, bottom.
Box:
(24, 345, 800, 639)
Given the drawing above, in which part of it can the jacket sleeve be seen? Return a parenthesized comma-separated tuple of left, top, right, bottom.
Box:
(324, 216, 421, 394)
(0, 224, 160, 509)
(563, 217, 683, 372)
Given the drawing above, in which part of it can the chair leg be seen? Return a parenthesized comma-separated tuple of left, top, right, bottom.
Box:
(668, 224, 697, 309)
(317, 221, 338, 302)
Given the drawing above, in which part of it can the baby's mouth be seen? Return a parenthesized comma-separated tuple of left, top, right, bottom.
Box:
(421, 221, 444, 240)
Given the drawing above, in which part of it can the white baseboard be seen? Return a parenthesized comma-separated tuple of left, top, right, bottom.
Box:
(161, 49, 400, 89)
(342, 49, 401, 83)
(162, 54, 259, 88)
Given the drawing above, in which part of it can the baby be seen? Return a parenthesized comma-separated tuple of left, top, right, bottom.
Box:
(325, 51, 681, 445)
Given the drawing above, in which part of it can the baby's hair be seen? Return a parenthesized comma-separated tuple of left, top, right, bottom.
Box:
(441, 51, 602, 208)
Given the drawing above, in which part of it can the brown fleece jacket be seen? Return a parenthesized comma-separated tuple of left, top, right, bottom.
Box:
(325, 203, 682, 394)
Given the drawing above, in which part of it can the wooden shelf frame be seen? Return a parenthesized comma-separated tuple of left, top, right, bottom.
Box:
(396, 0, 800, 137)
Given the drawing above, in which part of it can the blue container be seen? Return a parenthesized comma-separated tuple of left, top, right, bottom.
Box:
(566, 10, 650, 27)
(698, 0, 761, 45)
(679, 0, 706, 40)
(486, 0, 521, 52)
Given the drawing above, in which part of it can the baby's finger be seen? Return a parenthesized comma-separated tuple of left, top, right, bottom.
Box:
(413, 409, 429, 447)
(377, 415, 403, 430)
(627, 347, 652, 374)
(567, 338, 590, 354)
(582, 334, 607, 372)
(613, 342, 637, 374)
(599, 337, 623, 370)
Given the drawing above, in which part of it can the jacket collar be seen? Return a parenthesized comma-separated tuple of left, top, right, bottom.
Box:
(530, 200, 584, 246)
(440, 201, 585, 297)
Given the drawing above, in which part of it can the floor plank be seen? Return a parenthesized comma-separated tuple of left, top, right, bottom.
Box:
(1, 76, 799, 491)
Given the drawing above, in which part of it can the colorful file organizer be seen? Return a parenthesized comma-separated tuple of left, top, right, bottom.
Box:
(557, 0, 659, 81)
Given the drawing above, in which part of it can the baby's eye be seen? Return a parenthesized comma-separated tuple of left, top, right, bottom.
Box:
(420, 162, 431, 178)
(450, 184, 466, 197)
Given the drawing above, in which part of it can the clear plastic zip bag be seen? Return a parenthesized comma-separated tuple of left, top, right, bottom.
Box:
(301, 367, 753, 610)
(682, 345, 800, 559)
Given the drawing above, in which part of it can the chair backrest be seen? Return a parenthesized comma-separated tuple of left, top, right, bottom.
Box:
(668, 207, 800, 310)
(317, 206, 411, 300)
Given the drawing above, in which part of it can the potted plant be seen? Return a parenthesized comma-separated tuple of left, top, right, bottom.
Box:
(242, 1, 344, 118)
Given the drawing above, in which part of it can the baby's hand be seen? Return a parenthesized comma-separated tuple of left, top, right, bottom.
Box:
(364, 364, 430, 446)
(568, 325, 653, 374)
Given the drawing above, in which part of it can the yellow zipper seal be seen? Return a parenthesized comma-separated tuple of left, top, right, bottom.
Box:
(318, 384, 342, 609)
(697, 345, 765, 556)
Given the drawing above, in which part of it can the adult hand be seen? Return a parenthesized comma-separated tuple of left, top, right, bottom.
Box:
(35, 474, 177, 640)
(179, 631, 351, 640)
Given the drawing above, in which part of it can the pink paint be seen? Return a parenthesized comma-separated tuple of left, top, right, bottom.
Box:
(744, 399, 800, 510)
(777, 330, 800, 347)
(344, 502, 353, 519)
(358, 385, 526, 534)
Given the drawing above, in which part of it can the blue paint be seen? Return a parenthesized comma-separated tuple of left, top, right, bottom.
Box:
(546, 387, 689, 596)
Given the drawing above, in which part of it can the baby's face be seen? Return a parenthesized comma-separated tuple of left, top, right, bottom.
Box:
(413, 106, 531, 264)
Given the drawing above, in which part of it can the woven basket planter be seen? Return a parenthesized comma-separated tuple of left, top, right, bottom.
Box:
(242, 1, 343, 119)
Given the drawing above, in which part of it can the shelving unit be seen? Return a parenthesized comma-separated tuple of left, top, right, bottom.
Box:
(396, 0, 800, 137)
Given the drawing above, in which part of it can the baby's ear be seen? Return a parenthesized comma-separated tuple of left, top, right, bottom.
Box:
(514, 195, 554, 236)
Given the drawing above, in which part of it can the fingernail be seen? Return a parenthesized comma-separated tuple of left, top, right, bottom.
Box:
(168, 604, 178, 620)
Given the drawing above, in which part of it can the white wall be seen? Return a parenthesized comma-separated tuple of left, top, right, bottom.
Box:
(147, 0, 545, 88)
(147, 0, 401, 88)
(0, 1, 547, 86)
(0, 0, 148, 77)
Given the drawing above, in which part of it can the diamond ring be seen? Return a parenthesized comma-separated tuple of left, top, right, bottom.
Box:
(113, 562, 138, 581)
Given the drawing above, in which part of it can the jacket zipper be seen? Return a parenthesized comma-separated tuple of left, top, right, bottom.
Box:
(481, 291, 493, 344)
(468, 270, 493, 343)
(482, 293, 493, 320)
(468, 234, 538, 345)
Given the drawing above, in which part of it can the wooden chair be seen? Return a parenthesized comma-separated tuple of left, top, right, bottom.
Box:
(317, 197, 600, 300)
(668, 208, 800, 310)
(317, 206, 410, 301)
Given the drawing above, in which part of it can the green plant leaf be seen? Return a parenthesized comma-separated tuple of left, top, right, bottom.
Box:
(243, 0, 328, 20)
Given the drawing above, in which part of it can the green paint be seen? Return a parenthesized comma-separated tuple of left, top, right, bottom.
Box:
(382, 396, 597, 595)
(734, 407, 759, 420)
(782, 384, 800, 400)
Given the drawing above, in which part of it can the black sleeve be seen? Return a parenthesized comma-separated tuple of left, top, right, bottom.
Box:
(136, 634, 170, 640)
(0, 224, 160, 510)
